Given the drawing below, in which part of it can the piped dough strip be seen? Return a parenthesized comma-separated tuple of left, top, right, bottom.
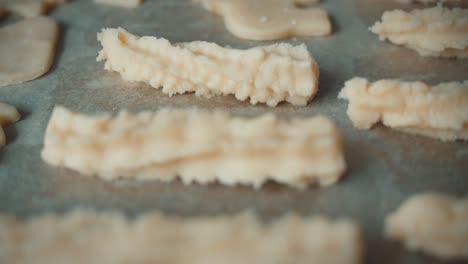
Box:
(0, 103, 20, 147)
(370, 6, 468, 58)
(385, 193, 468, 260)
(194, 0, 331, 40)
(0, 16, 59, 86)
(0, 210, 363, 264)
(338, 78, 468, 142)
(95, 0, 143, 8)
(0, 0, 66, 18)
(41, 106, 346, 188)
(97, 28, 319, 107)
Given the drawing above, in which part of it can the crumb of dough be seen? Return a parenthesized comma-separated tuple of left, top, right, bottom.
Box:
(97, 28, 319, 107)
(95, 0, 143, 8)
(338, 77, 468, 142)
(0, 103, 20, 146)
(370, 6, 468, 58)
(0, 0, 67, 18)
(0, 209, 364, 264)
(41, 106, 346, 188)
(385, 193, 468, 260)
(194, 0, 331, 40)
(0, 16, 58, 87)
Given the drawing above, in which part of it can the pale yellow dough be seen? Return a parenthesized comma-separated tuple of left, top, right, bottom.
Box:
(0, 0, 66, 18)
(0, 103, 20, 147)
(338, 78, 468, 142)
(41, 106, 346, 188)
(95, 0, 142, 8)
(386, 193, 468, 260)
(97, 28, 319, 107)
(195, 0, 331, 40)
(0, 16, 58, 87)
(0, 210, 363, 264)
(370, 6, 468, 58)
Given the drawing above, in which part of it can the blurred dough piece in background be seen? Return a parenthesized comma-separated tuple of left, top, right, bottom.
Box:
(0, 103, 20, 147)
(385, 193, 468, 260)
(0, 16, 59, 86)
(194, 0, 331, 40)
(0, 0, 67, 18)
(95, 0, 143, 8)
(370, 6, 468, 58)
(0, 210, 364, 264)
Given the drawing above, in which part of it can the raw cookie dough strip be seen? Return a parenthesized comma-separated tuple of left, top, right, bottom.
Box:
(0, 16, 59, 86)
(0, 0, 66, 18)
(0, 210, 364, 264)
(41, 106, 346, 188)
(338, 78, 468, 142)
(97, 28, 319, 107)
(95, 0, 143, 8)
(370, 6, 468, 58)
(0, 103, 20, 146)
(194, 0, 331, 40)
(385, 193, 468, 260)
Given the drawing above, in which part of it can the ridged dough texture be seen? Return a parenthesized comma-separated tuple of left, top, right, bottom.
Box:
(338, 78, 468, 142)
(0, 210, 363, 264)
(0, 103, 20, 147)
(370, 6, 468, 58)
(97, 28, 319, 107)
(194, 0, 331, 40)
(386, 193, 468, 260)
(41, 106, 346, 188)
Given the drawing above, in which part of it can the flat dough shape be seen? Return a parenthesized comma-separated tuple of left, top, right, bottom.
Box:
(195, 0, 331, 40)
(370, 6, 468, 58)
(97, 28, 319, 107)
(0, 0, 66, 18)
(41, 106, 346, 188)
(0, 103, 20, 146)
(0, 16, 58, 87)
(0, 210, 363, 264)
(386, 193, 468, 260)
(338, 77, 468, 142)
(95, 0, 142, 8)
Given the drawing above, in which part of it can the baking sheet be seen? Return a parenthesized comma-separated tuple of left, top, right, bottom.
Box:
(0, 0, 467, 263)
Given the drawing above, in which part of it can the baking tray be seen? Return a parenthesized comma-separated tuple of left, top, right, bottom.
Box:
(0, 0, 467, 263)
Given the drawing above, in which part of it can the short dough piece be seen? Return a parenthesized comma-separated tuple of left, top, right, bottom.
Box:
(195, 0, 331, 40)
(0, 16, 58, 87)
(95, 0, 142, 8)
(97, 28, 319, 107)
(370, 6, 468, 58)
(0, 103, 20, 147)
(0, 0, 66, 18)
(0, 210, 363, 264)
(338, 77, 468, 142)
(386, 193, 468, 260)
(41, 106, 346, 188)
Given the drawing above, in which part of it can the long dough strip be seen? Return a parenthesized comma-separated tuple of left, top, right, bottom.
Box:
(385, 193, 468, 260)
(97, 28, 319, 107)
(0, 210, 363, 264)
(370, 6, 468, 58)
(0, 103, 20, 147)
(338, 78, 468, 142)
(41, 106, 346, 188)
